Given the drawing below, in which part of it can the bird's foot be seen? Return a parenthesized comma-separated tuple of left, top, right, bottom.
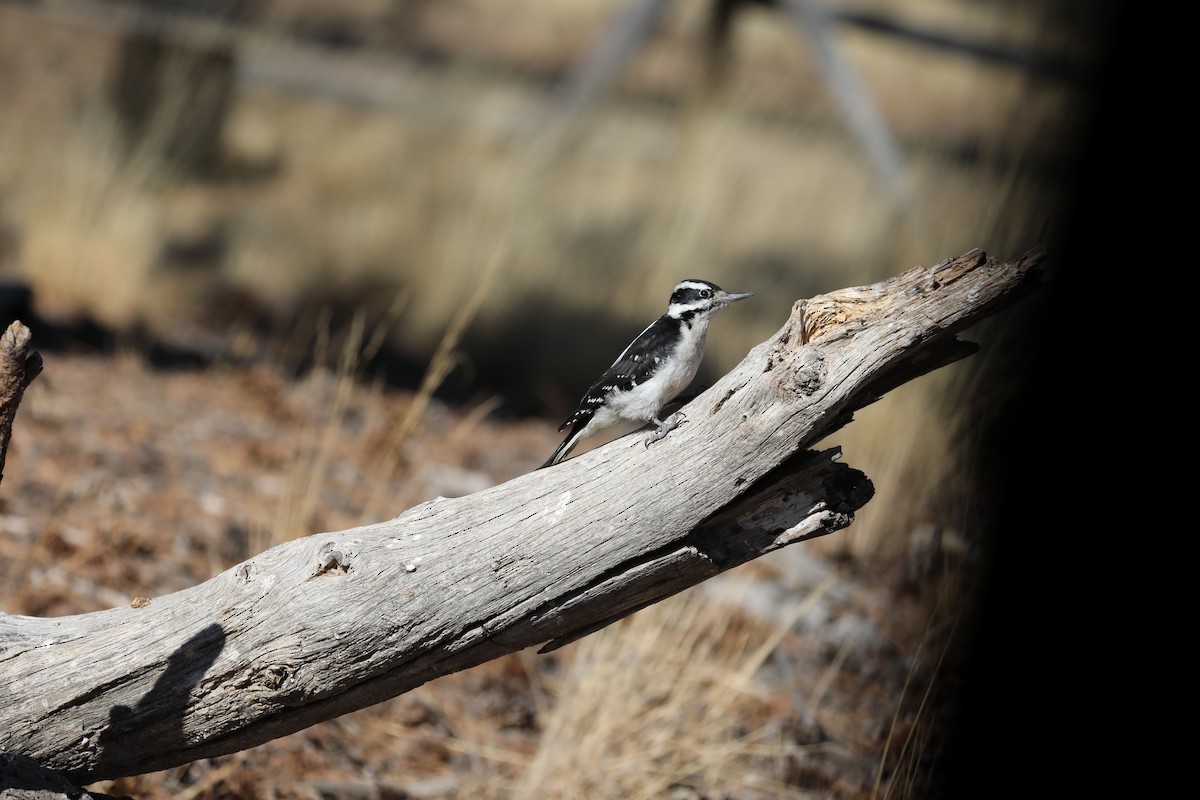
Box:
(643, 412, 685, 448)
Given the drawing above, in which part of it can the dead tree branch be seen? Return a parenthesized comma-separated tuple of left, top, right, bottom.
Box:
(0, 321, 43, 489)
(0, 246, 1046, 783)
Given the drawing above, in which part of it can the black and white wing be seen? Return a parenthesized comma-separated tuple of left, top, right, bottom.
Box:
(541, 315, 674, 467)
(565, 315, 675, 427)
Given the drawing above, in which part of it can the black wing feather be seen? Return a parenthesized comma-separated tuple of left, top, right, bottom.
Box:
(541, 315, 678, 469)
(558, 314, 675, 427)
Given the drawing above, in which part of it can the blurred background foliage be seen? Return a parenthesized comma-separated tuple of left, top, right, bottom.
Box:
(0, 0, 1113, 558)
(0, 0, 1104, 369)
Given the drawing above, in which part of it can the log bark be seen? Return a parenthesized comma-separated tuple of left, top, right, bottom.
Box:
(0, 246, 1046, 784)
(0, 321, 43, 489)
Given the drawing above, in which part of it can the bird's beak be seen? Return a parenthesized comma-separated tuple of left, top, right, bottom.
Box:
(717, 290, 753, 307)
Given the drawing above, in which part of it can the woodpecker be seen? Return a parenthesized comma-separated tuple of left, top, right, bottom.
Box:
(541, 278, 752, 468)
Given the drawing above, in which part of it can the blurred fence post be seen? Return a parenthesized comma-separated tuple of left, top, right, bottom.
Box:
(109, 28, 237, 175)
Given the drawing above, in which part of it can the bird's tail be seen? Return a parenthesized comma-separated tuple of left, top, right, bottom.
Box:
(539, 425, 585, 469)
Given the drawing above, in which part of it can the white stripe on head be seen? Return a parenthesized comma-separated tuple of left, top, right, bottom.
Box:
(667, 279, 722, 317)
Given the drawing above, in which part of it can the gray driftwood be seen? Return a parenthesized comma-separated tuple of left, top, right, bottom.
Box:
(0, 246, 1045, 785)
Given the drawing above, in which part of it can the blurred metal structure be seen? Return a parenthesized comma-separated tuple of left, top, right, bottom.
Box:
(546, 0, 1093, 209)
(13, 0, 1092, 198)
(547, 0, 913, 206)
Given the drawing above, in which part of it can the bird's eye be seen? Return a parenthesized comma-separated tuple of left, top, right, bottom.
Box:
(701, 289, 712, 298)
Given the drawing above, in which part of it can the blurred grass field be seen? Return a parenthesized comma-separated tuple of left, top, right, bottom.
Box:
(0, 0, 1114, 797)
(0, 0, 1101, 549)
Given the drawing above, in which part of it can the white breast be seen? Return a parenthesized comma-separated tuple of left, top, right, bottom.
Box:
(599, 316, 711, 426)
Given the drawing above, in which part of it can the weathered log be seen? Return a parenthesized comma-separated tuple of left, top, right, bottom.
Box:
(0, 246, 1045, 784)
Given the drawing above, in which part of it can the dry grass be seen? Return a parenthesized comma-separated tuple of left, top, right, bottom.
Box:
(517, 577, 837, 800)
(816, 369, 969, 563)
(4, 107, 167, 329)
(0, 0, 1108, 797)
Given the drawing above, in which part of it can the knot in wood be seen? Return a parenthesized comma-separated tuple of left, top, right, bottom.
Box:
(236, 561, 259, 583)
(793, 352, 825, 395)
(772, 350, 825, 397)
(258, 663, 291, 690)
(313, 542, 354, 576)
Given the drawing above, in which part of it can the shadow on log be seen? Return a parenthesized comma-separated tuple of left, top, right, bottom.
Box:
(0, 245, 1046, 786)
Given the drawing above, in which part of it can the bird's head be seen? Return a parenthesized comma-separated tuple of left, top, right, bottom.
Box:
(666, 279, 753, 320)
